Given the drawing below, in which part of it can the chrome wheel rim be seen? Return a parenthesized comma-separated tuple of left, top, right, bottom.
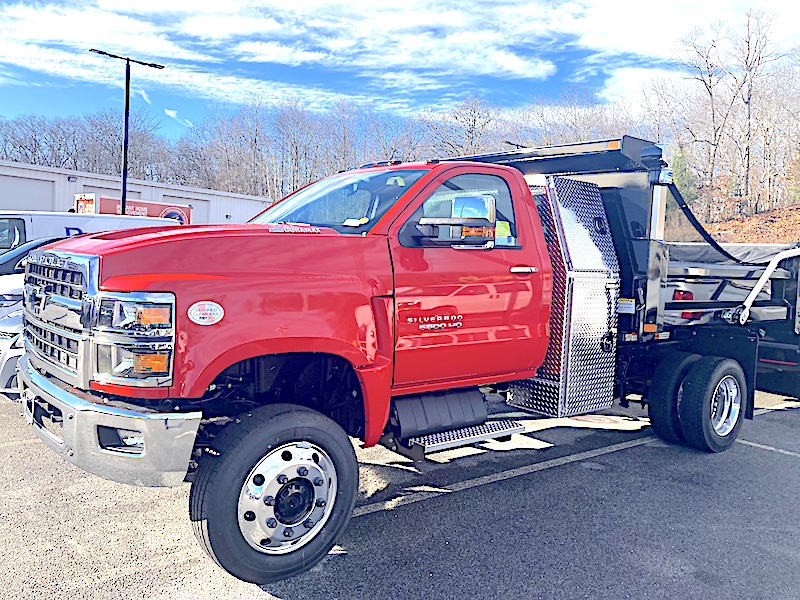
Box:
(710, 375, 741, 437)
(237, 442, 337, 555)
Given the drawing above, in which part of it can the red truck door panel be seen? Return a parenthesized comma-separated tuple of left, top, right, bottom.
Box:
(389, 167, 549, 389)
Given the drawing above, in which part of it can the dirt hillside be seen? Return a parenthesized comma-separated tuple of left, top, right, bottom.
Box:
(705, 205, 800, 244)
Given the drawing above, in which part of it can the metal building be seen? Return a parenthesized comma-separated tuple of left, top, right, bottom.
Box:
(0, 160, 272, 224)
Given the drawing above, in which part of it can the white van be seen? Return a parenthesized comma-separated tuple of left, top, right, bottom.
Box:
(0, 211, 181, 251)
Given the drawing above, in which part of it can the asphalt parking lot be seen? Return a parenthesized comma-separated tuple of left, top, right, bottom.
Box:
(1, 393, 799, 600)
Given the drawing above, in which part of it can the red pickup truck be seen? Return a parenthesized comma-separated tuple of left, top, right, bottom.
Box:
(19, 137, 800, 583)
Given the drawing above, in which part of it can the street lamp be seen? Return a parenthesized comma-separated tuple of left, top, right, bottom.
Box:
(89, 48, 164, 215)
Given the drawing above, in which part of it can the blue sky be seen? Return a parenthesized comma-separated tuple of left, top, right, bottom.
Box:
(0, 1, 794, 138)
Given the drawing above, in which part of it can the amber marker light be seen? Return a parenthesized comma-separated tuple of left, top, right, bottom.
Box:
(134, 353, 170, 375)
(136, 306, 172, 326)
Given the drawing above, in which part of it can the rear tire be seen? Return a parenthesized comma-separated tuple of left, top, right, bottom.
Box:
(648, 352, 701, 444)
(679, 357, 746, 452)
(189, 404, 358, 584)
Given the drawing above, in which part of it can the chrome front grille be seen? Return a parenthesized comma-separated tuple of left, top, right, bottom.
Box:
(22, 249, 175, 390)
(26, 263, 85, 301)
(23, 251, 93, 385)
(24, 318, 80, 373)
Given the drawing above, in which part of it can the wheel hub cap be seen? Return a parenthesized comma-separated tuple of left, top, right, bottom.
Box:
(710, 375, 741, 437)
(275, 478, 315, 525)
(237, 442, 337, 555)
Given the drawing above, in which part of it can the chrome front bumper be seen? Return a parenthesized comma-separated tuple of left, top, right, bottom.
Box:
(19, 355, 201, 487)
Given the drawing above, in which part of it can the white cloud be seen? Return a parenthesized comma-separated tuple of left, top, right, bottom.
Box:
(136, 88, 152, 104)
(1, 0, 797, 116)
(0, 3, 214, 62)
(164, 108, 194, 127)
(179, 14, 288, 39)
(515, 1, 800, 61)
(599, 68, 688, 104)
(236, 41, 327, 65)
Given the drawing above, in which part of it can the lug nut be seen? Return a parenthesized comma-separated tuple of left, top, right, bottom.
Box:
(303, 519, 314, 529)
(267, 518, 277, 528)
(277, 474, 288, 485)
(260, 538, 271, 546)
(243, 511, 256, 522)
(313, 477, 324, 486)
(297, 466, 308, 477)
(253, 474, 265, 486)
(315, 499, 326, 508)
(283, 528, 294, 538)
(263, 495, 275, 506)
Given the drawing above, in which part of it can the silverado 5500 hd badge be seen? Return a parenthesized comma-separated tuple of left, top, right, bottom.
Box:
(407, 314, 463, 330)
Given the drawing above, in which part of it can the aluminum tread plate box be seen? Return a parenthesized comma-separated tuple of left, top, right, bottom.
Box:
(509, 176, 619, 417)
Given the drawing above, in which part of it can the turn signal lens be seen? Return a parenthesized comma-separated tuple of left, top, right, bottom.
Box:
(133, 353, 170, 375)
(137, 307, 171, 326)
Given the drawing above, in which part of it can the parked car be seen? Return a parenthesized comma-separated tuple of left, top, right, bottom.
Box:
(0, 211, 181, 252)
(0, 309, 22, 401)
(0, 236, 65, 274)
(0, 273, 23, 321)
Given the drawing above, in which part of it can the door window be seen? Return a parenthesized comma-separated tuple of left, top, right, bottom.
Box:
(400, 173, 518, 248)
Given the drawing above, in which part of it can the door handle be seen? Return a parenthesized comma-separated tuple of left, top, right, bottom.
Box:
(510, 266, 539, 274)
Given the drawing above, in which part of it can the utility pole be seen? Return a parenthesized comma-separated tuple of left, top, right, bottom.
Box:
(89, 49, 164, 215)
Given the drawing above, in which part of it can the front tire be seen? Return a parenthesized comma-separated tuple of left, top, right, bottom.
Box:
(678, 357, 746, 452)
(190, 404, 358, 584)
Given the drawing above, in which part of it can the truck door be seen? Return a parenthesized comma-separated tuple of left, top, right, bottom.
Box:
(390, 167, 550, 389)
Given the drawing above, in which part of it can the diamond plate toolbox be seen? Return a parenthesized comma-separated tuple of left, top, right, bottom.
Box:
(509, 176, 620, 417)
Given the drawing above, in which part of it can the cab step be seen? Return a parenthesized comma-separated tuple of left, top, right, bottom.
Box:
(409, 419, 525, 454)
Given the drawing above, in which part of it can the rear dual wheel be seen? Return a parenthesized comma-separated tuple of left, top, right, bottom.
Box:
(190, 404, 359, 584)
(648, 354, 746, 452)
(679, 357, 745, 452)
(648, 352, 700, 444)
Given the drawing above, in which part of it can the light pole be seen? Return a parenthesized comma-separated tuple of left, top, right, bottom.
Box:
(89, 49, 164, 215)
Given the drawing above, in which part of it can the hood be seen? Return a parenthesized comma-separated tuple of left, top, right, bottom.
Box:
(45, 223, 341, 257)
(31, 222, 390, 294)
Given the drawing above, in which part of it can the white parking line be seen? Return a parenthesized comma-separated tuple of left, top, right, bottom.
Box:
(737, 439, 800, 458)
(0, 439, 37, 449)
(353, 436, 655, 518)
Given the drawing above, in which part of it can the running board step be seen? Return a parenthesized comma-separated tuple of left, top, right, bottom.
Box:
(409, 419, 525, 454)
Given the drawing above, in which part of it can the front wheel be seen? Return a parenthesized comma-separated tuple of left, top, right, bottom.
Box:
(190, 404, 359, 584)
(678, 357, 746, 452)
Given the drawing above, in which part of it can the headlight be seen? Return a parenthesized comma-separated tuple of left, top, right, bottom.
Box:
(96, 345, 172, 379)
(97, 299, 173, 333)
(92, 293, 175, 386)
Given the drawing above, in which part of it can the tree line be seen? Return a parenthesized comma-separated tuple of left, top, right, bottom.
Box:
(1, 12, 797, 230)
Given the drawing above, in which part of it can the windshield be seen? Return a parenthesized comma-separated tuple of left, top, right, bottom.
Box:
(0, 219, 26, 251)
(251, 169, 429, 233)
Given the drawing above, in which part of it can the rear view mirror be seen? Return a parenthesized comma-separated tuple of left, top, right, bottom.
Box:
(418, 195, 496, 249)
(452, 195, 495, 221)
